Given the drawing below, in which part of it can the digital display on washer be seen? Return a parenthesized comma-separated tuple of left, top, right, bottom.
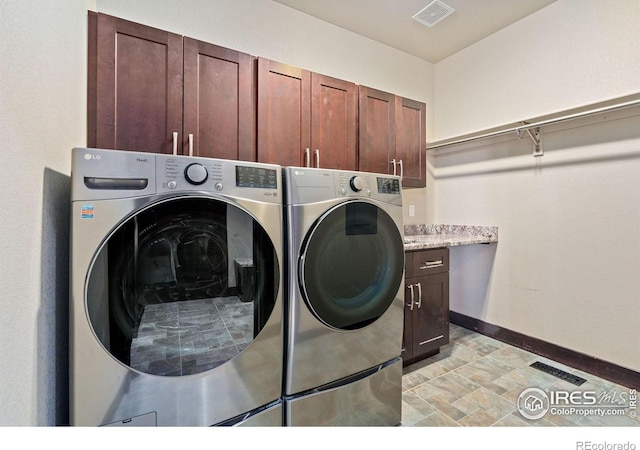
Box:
(236, 166, 277, 189)
(377, 177, 400, 194)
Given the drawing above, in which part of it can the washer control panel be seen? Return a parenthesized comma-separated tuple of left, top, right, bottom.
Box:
(71, 148, 281, 203)
(158, 155, 280, 203)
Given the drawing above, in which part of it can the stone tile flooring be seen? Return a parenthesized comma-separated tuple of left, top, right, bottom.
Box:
(402, 324, 639, 427)
(130, 296, 253, 376)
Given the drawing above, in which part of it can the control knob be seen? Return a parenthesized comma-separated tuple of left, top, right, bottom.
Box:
(184, 163, 208, 185)
(349, 175, 364, 192)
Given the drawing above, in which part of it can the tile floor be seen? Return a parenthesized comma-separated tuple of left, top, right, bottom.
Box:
(130, 296, 253, 376)
(402, 324, 639, 427)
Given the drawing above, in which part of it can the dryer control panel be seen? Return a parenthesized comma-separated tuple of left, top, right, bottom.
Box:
(284, 166, 402, 206)
(335, 171, 402, 205)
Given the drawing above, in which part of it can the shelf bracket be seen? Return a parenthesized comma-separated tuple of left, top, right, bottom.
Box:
(516, 123, 543, 157)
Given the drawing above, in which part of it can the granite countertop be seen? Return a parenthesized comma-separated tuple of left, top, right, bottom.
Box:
(404, 224, 498, 250)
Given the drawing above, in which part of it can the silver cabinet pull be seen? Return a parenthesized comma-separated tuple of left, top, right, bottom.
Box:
(415, 282, 422, 309)
(407, 284, 414, 311)
(398, 159, 404, 180)
(305, 148, 310, 167)
(172, 132, 178, 156)
(315, 149, 320, 168)
(419, 335, 444, 346)
(419, 260, 444, 270)
(188, 133, 194, 157)
(390, 158, 397, 175)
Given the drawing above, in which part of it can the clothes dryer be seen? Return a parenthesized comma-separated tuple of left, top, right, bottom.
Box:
(70, 148, 284, 426)
(283, 167, 405, 426)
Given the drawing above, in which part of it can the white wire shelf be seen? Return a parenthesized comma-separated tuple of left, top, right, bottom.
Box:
(427, 93, 640, 155)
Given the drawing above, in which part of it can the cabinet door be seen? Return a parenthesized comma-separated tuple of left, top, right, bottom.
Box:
(358, 86, 396, 175)
(411, 272, 449, 357)
(403, 280, 415, 360)
(183, 38, 255, 161)
(310, 74, 357, 170)
(90, 13, 183, 154)
(396, 97, 426, 188)
(257, 58, 311, 166)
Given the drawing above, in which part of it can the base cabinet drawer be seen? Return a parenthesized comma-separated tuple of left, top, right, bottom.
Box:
(409, 247, 449, 276)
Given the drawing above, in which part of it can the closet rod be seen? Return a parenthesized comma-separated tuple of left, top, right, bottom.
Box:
(427, 96, 640, 151)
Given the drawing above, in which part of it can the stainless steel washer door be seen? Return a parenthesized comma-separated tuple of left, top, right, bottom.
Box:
(85, 195, 279, 377)
(299, 200, 404, 330)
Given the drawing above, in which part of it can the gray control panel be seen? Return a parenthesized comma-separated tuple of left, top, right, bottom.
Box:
(71, 148, 281, 204)
(284, 166, 402, 206)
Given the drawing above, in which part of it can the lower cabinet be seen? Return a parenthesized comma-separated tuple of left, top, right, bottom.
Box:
(402, 248, 450, 365)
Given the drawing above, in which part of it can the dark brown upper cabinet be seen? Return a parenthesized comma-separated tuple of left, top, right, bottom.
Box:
(358, 86, 396, 175)
(257, 58, 357, 169)
(88, 12, 255, 159)
(88, 13, 426, 173)
(358, 86, 426, 188)
(310, 73, 357, 170)
(88, 12, 183, 154)
(183, 38, 255, 161)
(257, 58, 311, 167)
(395, 97, 426, 188)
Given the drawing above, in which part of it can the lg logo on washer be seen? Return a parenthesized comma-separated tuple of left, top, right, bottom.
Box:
(84, 152, 149, 163)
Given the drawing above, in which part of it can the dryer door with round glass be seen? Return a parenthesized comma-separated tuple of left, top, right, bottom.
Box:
(85, 196, 279, 376)
(299, 200, 404, 330)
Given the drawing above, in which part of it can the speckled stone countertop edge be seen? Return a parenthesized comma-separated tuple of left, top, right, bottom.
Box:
(404, 224, 498, 250)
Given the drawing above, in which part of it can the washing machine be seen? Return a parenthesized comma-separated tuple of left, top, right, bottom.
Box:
(283, 166, 405, 426)
(70, 147, 284, 426)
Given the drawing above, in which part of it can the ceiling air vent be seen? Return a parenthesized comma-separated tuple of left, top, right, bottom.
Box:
(412, 0, 455, 28)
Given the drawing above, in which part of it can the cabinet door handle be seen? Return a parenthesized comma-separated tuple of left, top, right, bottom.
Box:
(419, 335, 444, 346)
(419, 260, 444, 270)
(188, 133, 194, 157)
(172, 132, 178, 156)
(305, 148, 310, 167)
(407, 284, 414, 310)
(398, 159, 404, 180)
(315, 149, 320, 168)
(390, 158, 397, 175)
(415, 282, 422, 309)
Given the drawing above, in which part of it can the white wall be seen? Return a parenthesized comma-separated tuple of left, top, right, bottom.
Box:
(435, 0, 640, 141)
(432, 0, 640, 373)
(0, 0, 93, 426)
(0, 0, 433, 426)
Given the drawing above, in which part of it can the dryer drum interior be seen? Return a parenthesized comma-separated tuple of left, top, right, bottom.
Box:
(299, 200, 404, 330)
(86, 196, 279, 377)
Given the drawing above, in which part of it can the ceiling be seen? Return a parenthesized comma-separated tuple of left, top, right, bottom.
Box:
(272, 0, 557, 63)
